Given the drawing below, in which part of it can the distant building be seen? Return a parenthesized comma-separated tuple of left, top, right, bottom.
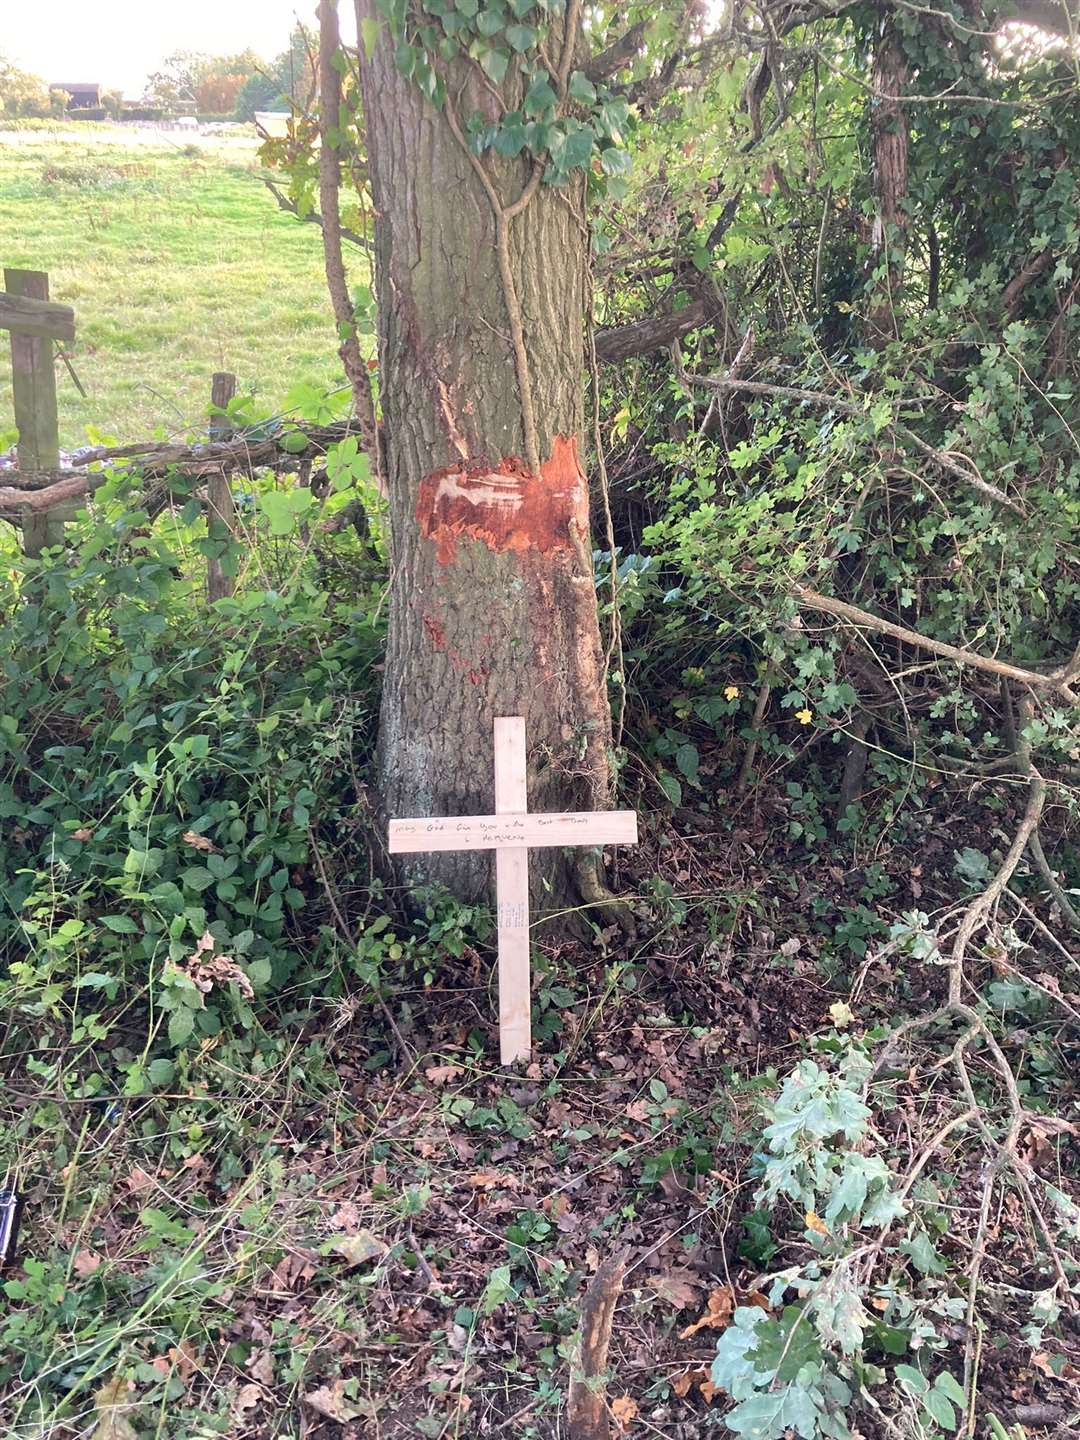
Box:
(253, 111, 290, 138)
(52, 82, 103, 109)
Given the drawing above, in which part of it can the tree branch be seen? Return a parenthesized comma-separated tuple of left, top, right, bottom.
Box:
(318, 0, 381, 480)
(261, 176, 372, 253)
(793, 584, 1079, 700)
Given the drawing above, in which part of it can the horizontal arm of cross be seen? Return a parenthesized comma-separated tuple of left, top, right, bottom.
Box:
(388, 809, 637, 854)
(0, 292, 76, 343)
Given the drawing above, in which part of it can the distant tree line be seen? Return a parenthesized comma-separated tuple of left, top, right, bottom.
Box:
(0, 26, 316, 123)
(145, 27, 317, 120)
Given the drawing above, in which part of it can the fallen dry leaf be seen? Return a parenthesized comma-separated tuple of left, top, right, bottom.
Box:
(73, 827, 94, 842)
(233, 1382, 262, 1415)
(699, 1375, 718, 1402)
(305, 1379, 366, 1422)
(466, 1170, 518, 1190)
(611, 1394, 639, 1431)
(649, 1269, 702, 1310)
(672, 1368, 709, 1398)
(805, 1210, 831, 1236)
(182, 829, 216, 852)
(73, 1248, 103, 1278)
(425, 1063, 463, 1084)
(329, 1230, 387, 1267)
(246, 1347, 274, 1385)
(125, 1166, 155, 1193)
(680, 1285, 735, 1338)
(92, 1375, 139, 1440)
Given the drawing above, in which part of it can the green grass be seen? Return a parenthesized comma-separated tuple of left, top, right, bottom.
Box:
(0, 133, 346, 447)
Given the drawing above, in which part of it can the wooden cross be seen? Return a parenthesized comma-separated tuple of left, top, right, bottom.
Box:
(389, 716, 638, 1064)
(0, 268, 76, 556)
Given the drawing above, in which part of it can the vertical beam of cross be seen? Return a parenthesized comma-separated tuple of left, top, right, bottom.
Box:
(493, 716, 531, 1064)
(5, 269, 63, 556)
(387, 718, 638, 1065)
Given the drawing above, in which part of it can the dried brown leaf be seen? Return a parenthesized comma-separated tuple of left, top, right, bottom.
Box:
(74, 1248, 103, 1278)
(466, 1170, 518, 1190)
(304, 1379, 366, 1422)
(649, 1270, 702, 1310)
(92, 1375, 139, 1440)
(329, 1229, 387, 1267)
(680, 1285, 735, 1339)
(611, 1394, 639, 1430)
(182, 830, 216, 853)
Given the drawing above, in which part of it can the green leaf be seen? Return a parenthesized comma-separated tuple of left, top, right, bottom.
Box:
(505, 22, 536, 50)
(523, 74, 557, 115)
(934, 1372, 966, 1408)
(455, 0, 479, 15)
(657, 771, 682, 807)
(923, 1388, 957, 1432)
(493, 121, 528, 157)
(895, 1364, 929, 1397)
(361, 16, 382, 57)
(475, 8, 505, 34)
(724, 1385, 823, 1440)
(675, 743, 699, 783)
(568, 69, 596, 104)
(480, 1262, 514, 1313)
(258, 489, 318, 537)
(147, 1058, 175, 1087)
(168, 1007, 195, 1048)
(480, 46, 510, 84)
(560, 122, 593, 171)
(101, 914, 139, 934)
(278, 428, 310, 454)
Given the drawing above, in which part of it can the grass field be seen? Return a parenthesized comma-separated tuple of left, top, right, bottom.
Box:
(0, 129, 346, 447)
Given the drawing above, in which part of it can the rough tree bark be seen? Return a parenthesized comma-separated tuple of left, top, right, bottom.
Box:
(867, 2, 908, 342)
(356, 0, 614, 910)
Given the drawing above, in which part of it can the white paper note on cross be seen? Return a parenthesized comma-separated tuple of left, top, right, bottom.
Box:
(388, 716, 638, 1064)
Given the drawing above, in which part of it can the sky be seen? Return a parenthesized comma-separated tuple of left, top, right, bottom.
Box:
(5, 0, 356, 98)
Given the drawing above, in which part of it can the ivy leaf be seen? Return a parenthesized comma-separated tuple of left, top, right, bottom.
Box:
(600, 146, 632, 177)
(505, 23, 536, 50)
(147, 1058, 175, 1087)
(560, 122, 594, 171)
(523, 74, 557, 115)
(568, 69, 596, 104)
(476, 8, 505, 34)
(455, 0, 479, 15)
(494, 121, 528, 157)
(480, 46, 510, 84)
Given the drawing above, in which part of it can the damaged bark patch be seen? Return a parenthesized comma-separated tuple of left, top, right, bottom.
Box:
(416, 434, 587, 564)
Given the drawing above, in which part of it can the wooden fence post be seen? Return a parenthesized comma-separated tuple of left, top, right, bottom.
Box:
(207, 371, 237, 602)
(4, 269, 64, 556)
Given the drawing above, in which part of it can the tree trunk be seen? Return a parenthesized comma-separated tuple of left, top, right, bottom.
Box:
(357, 3, 613, 910)
(867, 4, 908, 342)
